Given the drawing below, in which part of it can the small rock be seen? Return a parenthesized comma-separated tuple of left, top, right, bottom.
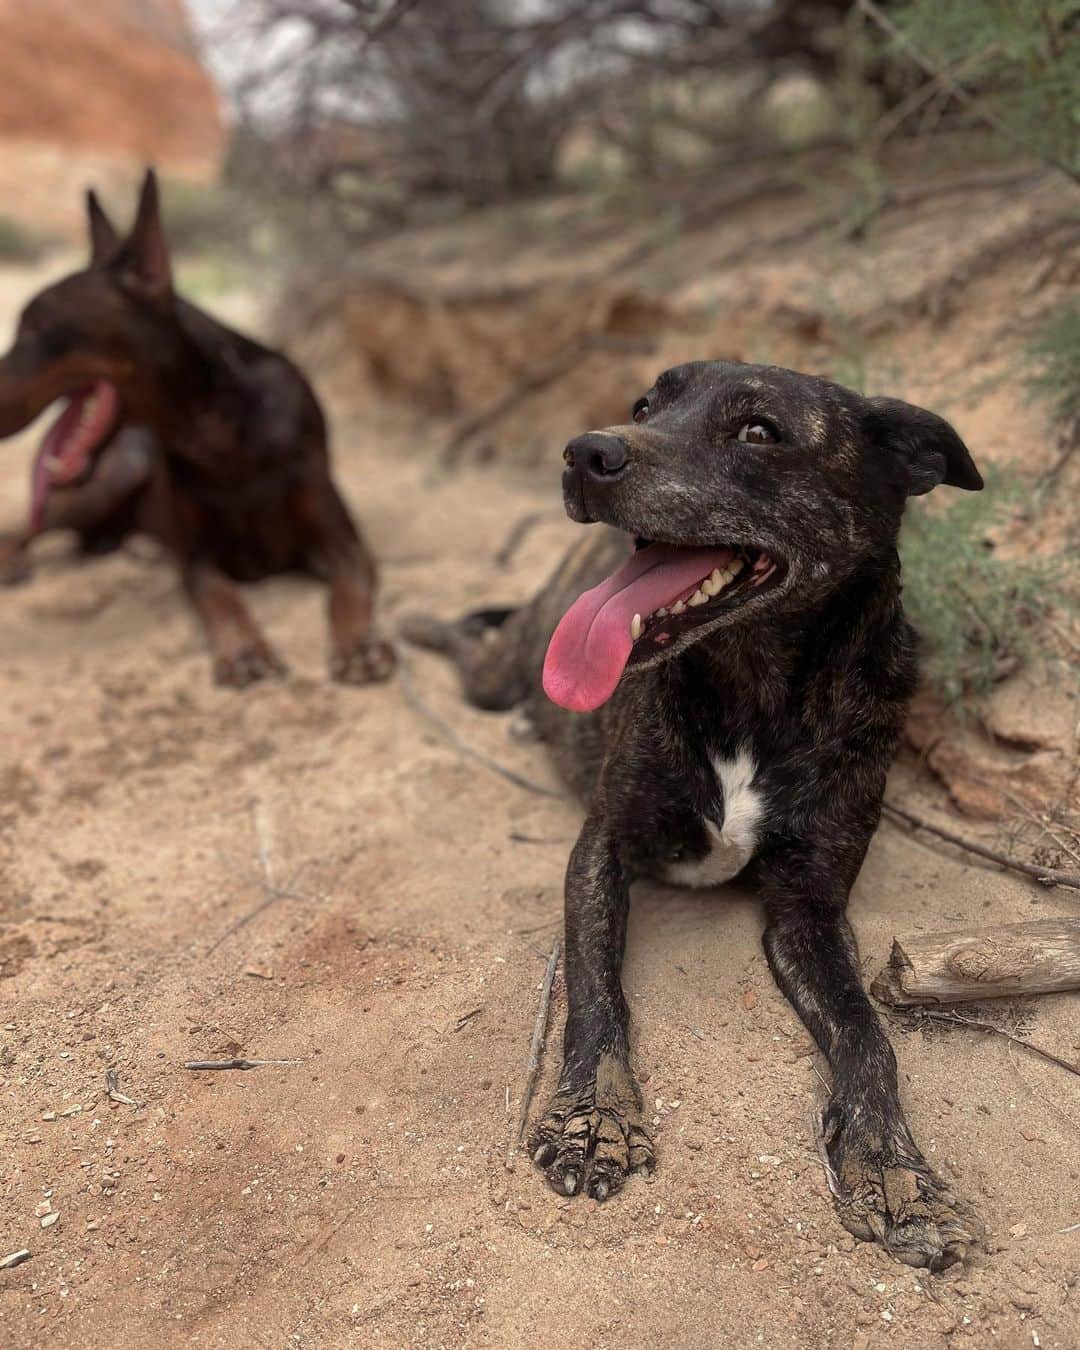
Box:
(40, 1212, 59, 1229)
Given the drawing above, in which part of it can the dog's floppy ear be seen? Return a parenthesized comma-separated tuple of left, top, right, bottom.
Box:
(864, 396, 983, 495)
(86, 189, 120, 265)
(114, 168, 173, 305)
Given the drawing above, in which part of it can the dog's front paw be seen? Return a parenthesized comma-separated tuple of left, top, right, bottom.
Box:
(331, 636, 396, 685)
(529, 1053, 654, 1201)
(213, 643, 288, 688)
(824, 1110, 975, 1271)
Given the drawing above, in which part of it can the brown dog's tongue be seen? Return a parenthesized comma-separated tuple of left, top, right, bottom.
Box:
(542, 543, 733, 713)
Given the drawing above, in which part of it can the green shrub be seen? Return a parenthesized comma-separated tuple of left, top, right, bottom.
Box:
(900, 467, 1071, 703)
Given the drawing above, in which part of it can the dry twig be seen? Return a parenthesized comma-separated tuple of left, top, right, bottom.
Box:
(0, 1249, 31, 1270)
(507, 940, 561, 1169)
(883, 802, 1080, 892)
(395, 644, 562, 799)
(893, 1008, 1080, 1080)
(183, 1058, 303, 1071)
(105, 1068, 138, 1107)
(438, 335, 654, 469)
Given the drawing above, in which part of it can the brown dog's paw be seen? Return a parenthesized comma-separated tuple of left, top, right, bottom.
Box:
(529, 1054, 655, 1201)
(332, 637, 396, 685)
(826, 1118, 976, 1271)
(213, 643, 288, 689)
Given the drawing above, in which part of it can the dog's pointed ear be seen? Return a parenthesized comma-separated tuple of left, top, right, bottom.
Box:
(115, 168, 173, 305)
(864, 396, 983, 495)
(86, 189, 120, 265)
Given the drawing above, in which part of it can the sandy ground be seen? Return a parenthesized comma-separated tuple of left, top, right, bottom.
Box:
(1, 258, 1078, 1349)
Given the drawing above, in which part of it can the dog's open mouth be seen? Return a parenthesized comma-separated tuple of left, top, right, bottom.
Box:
(543, 540, 783, 712)
(29, 380, 119, 532)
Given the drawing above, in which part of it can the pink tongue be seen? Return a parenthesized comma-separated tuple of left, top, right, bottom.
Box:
(543, 542, 734, 712)
(28, 382, 117, 534)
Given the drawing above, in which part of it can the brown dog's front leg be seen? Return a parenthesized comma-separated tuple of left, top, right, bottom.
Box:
(530, 817, 654, 1200)
(183, 562, 286, 688)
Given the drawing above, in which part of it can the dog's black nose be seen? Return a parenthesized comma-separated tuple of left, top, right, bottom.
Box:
(563, 432, 629, 481)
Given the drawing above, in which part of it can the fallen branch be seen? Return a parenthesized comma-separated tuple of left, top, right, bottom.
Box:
(507, 939, 561, 1170)
(888, 1007, 1080, 1080)
(871, 919, 1080, 1006)
(183, 1058, 303, 1071)
(494, 512, 544, 569)
(395, 644, 562, 799)
(438, 334, 655, 469)
(882, 802, 1080, 892)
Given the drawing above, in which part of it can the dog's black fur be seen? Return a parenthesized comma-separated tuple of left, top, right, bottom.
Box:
(404, 359, 983, 1271)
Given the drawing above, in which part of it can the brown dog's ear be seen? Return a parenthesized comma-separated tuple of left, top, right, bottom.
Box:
(114, 168, 173, 305)
(86, 189, 120, 265)
(864, 396, 983, 495)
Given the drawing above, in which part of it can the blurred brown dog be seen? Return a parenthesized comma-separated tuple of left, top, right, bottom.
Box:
(0, 170, 392, 687)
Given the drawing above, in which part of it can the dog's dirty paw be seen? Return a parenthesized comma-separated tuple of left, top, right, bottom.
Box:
(826, 1117, 975, 1271)
(213, 644, 288, 689)
(0, 537, 32, 586)
(529, 1055, 654, 1201)
(331, 637, 396, 685)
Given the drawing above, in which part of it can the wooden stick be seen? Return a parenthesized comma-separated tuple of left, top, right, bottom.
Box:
(871, 918, 1080, 1006)
(882, 802, 1080, 892)
(0, 1249, 31, 1270)
(507, 940, 561, 1170)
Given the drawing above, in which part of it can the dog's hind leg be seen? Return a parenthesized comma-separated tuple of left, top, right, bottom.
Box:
(759, 842, 976, 1271)
(399, 604, 534, 711)
(304, 482, 395, 685)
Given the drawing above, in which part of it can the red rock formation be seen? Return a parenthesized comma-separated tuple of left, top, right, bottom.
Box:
(0, 0, 224, 235)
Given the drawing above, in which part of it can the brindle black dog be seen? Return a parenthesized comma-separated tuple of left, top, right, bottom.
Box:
(0, 170, 392, 686)
(404, 359, 984, 1270)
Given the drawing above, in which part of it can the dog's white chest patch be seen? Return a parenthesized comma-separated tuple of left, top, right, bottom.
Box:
(666, 747, 763, 888)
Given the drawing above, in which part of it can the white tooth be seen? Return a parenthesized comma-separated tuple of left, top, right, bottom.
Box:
(630, 613, 643, 641)
(702, 577, 718, 597)
(656, 607, 668, 617)
(688, 590, 707, 607)
(672, 601, 686, 615)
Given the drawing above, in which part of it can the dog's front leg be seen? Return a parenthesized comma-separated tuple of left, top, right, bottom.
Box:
(530, 817, 654, 1199)
(760, 848, 974, 1270)
(182, 561, 287, 688)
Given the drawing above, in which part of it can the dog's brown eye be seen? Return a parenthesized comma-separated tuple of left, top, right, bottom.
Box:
(632, 399, 649, 423)
(737, 421, 778, 445)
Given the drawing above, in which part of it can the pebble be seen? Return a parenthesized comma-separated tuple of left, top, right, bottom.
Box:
(40, 1213, 59, 1229)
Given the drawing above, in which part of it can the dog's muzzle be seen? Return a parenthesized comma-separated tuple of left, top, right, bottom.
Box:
(562, 431, 629, 523)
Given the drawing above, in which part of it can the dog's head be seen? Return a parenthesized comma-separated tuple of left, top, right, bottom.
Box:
(543, 360, 982, 712)
(0, 170, 175, 530)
